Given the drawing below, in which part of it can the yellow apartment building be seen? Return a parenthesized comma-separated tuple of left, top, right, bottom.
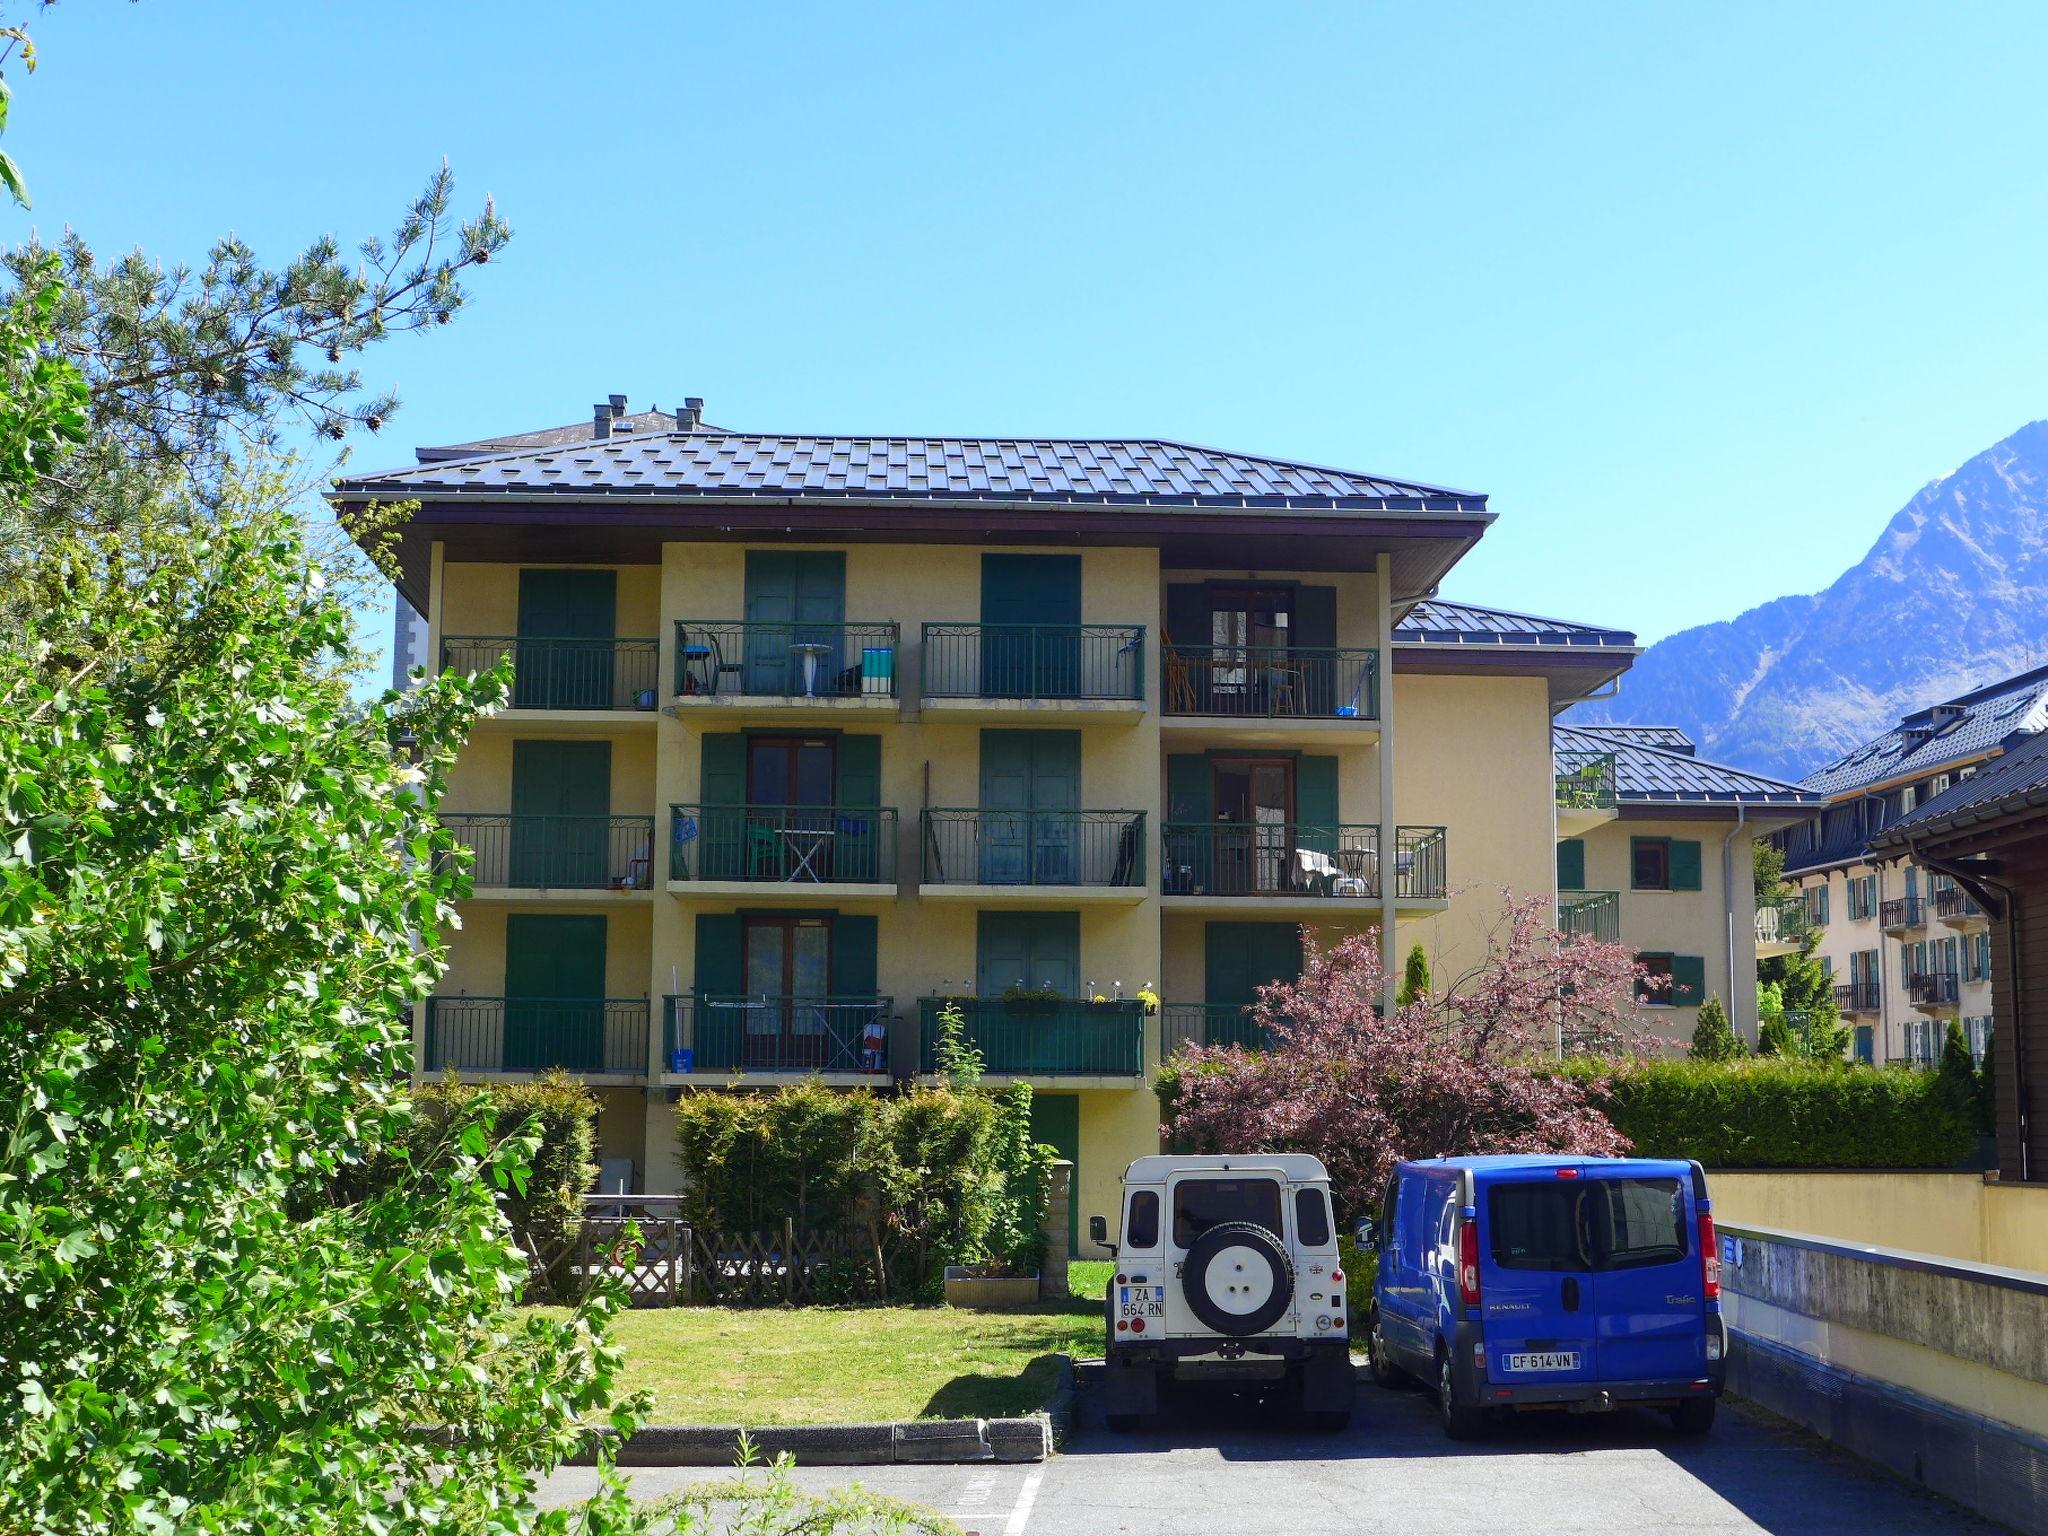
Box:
(338, 397, 1664, 1251)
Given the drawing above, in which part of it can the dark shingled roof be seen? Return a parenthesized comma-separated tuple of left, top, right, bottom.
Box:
(339, 432, 1488, 511)
(1800, 662, 2048, 797)
(1554, 723, 1821, 808)
(1871, 727, 2048, 850)
(1395, 598, 1635, 648)
(1573, 724, 1696, 755)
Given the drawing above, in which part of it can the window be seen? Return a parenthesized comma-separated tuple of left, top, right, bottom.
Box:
(1635, 953, 1704, 1006)
(1810, 884, 1830, 924)
(1124, 1190, 1160, 1250)
(1819, 954, 1834, 977)
(1591, 1178, 1688, 1270)
(1632, 839, 1669, 890)
(1901, 786, 1919, 814)
(1294, 1188, 1332, 1247)
(1172, 1177, 1283, 1249)
(1485, 1178, 1687, 1272)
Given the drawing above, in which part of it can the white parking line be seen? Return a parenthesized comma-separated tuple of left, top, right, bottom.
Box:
(1003, 1469, 1043, 1536)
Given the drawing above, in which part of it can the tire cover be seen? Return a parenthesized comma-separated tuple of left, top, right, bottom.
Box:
(1182, 1220, 1292, 1336)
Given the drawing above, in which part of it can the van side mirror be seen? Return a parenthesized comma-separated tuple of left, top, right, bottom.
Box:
(1088, 1214, 1108, 1247)
(1354, 1217, 1377, 1248)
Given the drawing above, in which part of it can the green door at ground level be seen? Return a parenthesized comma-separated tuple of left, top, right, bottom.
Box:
(503, 913, 607, 1071)
(1029, 1093, 1081, 1250)
(510, 739, 611, 886)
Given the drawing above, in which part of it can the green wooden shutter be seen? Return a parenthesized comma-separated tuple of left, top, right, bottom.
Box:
(1817, 884, 1830, 923)
(510, 739, 610, 886)
(836, 734, 881, 807)
(1293, 586, 1338, 712)
(1670, 955, 1706, 1006)
(699, 734, 747, 879)
(504, 913, 606, 1072)
(694, 913, 743, 998)
(1166, 754, 1211, 891)
(1165, 584, 1209, 648)
(1669, 839, 1703, 891)
(1295, 755, 1339, 856)
(515, 570, 617, 707)
(1166, 755, 1212, 822)
(1556, 838, 1586, 891)
(830, 914, 878, 999)
(981, 555, 1081, 697)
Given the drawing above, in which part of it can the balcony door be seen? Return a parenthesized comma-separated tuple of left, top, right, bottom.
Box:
(976, 911, 1080, 998)
(740, 915, 833, 1069)
(981, 554, 1081, 698)
(979, 730, 1080, 884)
(742, 551, 846, 694)
(746, 735, 837, 881)
(1211, 757, 1293, 895)
(503, 913, 606, 1072)
(509, 740, 611, 887)
(516, 569, 616, 709)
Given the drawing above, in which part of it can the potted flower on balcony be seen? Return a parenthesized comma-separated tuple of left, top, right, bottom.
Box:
(1001, 984, 1064, 1014)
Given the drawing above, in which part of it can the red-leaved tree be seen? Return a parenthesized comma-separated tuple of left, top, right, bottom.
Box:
(1162, 893, 1652, 1219)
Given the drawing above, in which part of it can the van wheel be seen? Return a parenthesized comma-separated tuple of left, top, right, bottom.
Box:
(1438, 1351, 1486, 1441)
(1368, 1306, 1408, 1389)
(1106, 1412, 1140, 1434)
(1669, 1398, 1716, 1436)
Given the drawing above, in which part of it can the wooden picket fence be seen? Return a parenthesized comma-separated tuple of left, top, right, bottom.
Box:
(572, 1198, 919, 1307)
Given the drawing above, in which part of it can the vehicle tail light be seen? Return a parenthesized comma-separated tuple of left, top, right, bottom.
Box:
(1456, 1219, 1481, 1306)
(1699, 1212, 1720, 1302)
(1130, 1316, 1146, 1334)
(1554, 1167, 1580, 1179)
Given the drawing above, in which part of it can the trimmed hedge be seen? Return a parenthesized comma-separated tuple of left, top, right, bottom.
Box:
(1558, 1057, 1976, 1169)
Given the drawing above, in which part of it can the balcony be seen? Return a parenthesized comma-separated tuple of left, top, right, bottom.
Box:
(662, 994, 893, 1082)
(1907, 970, 1960, 1012)
(1754, 895, 1820, 959)
(1160, 823, 1448, 913)
(1161, 645, 1379, 743)
(1934, 886, 1987, 928)
(1160, 1002, 1275, 1056)
(916, 996, 1145, 1080)
(672, 620, 901, 720)
(919, 808, 1147, 904)
(1834, 980, 1880, 1014)
(1557, 889, 1621, 944)
(1554, 748, 1619, 836)
(440, 813, 657, 895)
(918, 623, 1145, 721)
(422, 996, 649, 1079)
(667, 804, 897, 903)
(442, 635, 662, 715)
(1880, 896, 1928, 933)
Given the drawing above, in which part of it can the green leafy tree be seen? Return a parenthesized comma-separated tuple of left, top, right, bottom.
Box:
(1689, 995, 1744, 1062)
(1940, 1018, 1975, 1080)
(1756, 1012, 1794, 1057)
(1396, 942, 1432, 1008)
(0, 481, 649, 1534)
(0, 252, 86, 500)
(1752, 838, 1786, 902)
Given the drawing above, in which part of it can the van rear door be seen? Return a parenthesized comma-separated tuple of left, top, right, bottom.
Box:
(1477, 1171, 1599, 1387)
(1584, 1167, 1705, 1382)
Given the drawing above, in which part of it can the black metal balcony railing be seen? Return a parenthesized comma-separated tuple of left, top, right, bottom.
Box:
(916, 997, 1145, 1076)
(1160, 1002, 1276, 1055)
(440, 814, 657, 890)
(1908, 970, 1961, 1009)
(668, 804, 897, 885)
(1880, 896, 1928, 930)
(1161, 644, 1378, 721)
(423, 996, 649, 1075)
(919, 623, 1145, 702)
(1157, 822, 1446, 902)
(1934, 886, 1985, 923)
(920, 808, 1146, 888)
(1554, 749, 1618, 812)
(1557, 890, 1622, 944)
(1834, 980, 1881, 1013)
(662, 995, 892, 1074)
(673, 620, 901, 699)
(441, 636, 661, 712)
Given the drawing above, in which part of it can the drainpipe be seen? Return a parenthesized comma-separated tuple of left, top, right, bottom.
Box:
(1375, 553, 1398, 1013)
(1722, 803, 1746, 1038)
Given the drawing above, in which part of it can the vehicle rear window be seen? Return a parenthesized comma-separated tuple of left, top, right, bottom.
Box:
(1172, 1177, 1282, 1248)
(1487, 1177, 1688, 1271)
(1294, 1187, 1331, 1246)
(1125, 1190, 1160, 1249)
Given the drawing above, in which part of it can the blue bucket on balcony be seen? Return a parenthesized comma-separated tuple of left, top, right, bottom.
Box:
(668, 1047, 693, 1074)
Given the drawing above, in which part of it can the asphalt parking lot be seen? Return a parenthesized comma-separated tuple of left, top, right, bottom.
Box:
(538, 1374, 1999, 1535)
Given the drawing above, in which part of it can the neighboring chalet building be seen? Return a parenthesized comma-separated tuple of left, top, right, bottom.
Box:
(1775, 666, 2048, 1066)
(1869, 727, 2048, 1183)
(332, 394, 1765, 1247)
(1552, 724, 1821, 1047)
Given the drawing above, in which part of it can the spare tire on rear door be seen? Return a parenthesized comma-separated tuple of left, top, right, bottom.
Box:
(1182, 1219, 1293, 1336)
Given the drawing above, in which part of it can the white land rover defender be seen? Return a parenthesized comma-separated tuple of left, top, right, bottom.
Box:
(1090, 1153, 1354, 1431)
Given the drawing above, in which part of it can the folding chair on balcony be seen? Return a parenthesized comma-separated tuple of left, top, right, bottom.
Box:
(746, 823, 782, 879)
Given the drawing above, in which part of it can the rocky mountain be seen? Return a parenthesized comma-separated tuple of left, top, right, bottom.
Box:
(1571, 420, 2048, 782)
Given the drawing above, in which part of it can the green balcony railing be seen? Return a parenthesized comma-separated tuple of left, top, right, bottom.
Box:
(423, 996, 649, 1075)
(673, 620, 900, 699)
(441, 635, 661, 711)
(920, 623, 1145, 702)
(1160, 1002, 1276, 1055)
(1162, 644, 1378, 721)
(1555, 749, 1618, 812)
(921, 808, 1146, 888)
(1755, 893, 1821, 949)
(916, 997, 1145, 1076)
(662, 994, 892, 1074)
(440, 813, 656, 890)
(668, 804, 897, 884)
(1557, 889, 1621, 944)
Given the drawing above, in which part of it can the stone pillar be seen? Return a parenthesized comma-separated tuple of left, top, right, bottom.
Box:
(1040, 1159, 1073, 1300)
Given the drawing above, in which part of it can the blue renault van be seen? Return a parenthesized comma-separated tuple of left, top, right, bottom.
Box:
(1361, 1155, 1724, 1439)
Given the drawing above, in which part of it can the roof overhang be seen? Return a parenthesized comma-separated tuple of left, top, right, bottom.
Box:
(1616, 801, 1818, 828)
(1394, 641, 1637, 711)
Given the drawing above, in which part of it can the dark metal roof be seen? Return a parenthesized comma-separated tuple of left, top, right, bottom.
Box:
(1800, 662, 2048, 797)
(337, 432, 1488, 511)
(1871, 727, 2048, 850)
(417, 410, 732, 462)
(1554, 723, 1821, 808)
(1395, 598, 1636, 648)
(1575, 724, 1696, 755)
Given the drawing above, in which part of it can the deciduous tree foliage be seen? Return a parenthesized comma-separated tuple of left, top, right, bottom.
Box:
(1160, 896, 1644, 1218)
(0, 484, 647, 1535)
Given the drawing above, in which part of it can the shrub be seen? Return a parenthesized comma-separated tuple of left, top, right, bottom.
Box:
(1557, 1057, 1976, 1168)
(1689, 995, 1743, 1062)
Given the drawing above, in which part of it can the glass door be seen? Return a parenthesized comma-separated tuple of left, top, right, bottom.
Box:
(1211, 757, 1293, 894)
(1208, 585, 1294, 709)
(742, 916, 833, 1068)
(747, 736, 836, 880)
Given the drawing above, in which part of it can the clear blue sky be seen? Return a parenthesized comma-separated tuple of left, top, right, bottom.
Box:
(13, 1, 2048, 658)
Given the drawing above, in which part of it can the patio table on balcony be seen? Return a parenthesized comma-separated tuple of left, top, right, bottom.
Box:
(789, 641, 835, 697)
(776, 824, 835, 881)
